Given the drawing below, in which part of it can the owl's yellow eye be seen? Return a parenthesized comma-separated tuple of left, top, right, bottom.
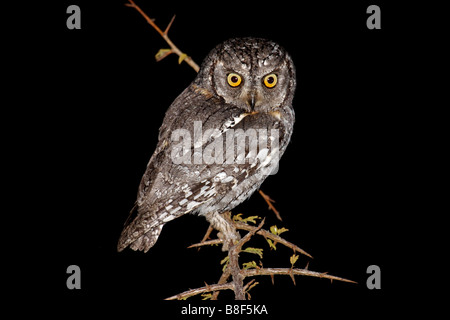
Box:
(263, 74, 278, 88)
(227, 73, 242, 87)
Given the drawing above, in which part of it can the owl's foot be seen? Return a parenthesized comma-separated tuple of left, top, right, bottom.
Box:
(217, 230, 241, 251)
(204, 211, 241, 251)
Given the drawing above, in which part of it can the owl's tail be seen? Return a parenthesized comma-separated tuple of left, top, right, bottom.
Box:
(117, 205, 165, 253)
(117, 223, 164, 253)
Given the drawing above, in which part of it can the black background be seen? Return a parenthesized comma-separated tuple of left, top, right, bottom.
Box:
(11, 0, 419, 318)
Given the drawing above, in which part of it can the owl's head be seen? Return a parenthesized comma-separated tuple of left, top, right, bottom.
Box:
(194, 38, 296, 113)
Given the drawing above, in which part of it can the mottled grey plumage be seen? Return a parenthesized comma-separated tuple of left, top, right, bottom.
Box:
(118, 38, 296, 252)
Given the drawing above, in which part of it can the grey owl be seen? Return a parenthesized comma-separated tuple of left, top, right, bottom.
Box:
(118, 37, 296, 252)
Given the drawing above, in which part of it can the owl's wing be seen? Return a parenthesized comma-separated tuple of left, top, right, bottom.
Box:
(118, 86, 240, 251)
(134, 85, 243, 206)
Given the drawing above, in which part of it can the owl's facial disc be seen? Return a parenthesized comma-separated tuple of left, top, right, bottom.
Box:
(212, 60, 289, 112)
(197, 38, 295, 113)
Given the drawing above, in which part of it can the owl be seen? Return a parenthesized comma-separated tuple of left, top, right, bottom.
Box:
(117, 37, 296, 253)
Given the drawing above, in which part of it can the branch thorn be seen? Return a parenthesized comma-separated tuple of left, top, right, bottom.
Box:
(259, 190, 282, 221)
(164, 15, 176, 35)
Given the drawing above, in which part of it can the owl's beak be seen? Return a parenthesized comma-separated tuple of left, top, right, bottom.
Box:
(247, 92, 256, 110)
(249, 95, 256, 109)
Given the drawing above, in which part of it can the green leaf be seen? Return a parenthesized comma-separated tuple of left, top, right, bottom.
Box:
(277, 227, 289, 235)
(266, 238, 277, 250)
(233, 213, 244, 222)
(220, 256, 229, 272)
(270, 225, 278, 235)
(178, 53, 188, 64)
(155, 48, 172, 62)
(201, 293, 212, 300)
(270, 225, 288, 236)
(242, 261, 258, 270)
(220, 256, 229, 265)
(233, 213, 260, 224)
(290, 254, 299, 267)
(242, 247, 263, 259)
(242, 216, 260, 224)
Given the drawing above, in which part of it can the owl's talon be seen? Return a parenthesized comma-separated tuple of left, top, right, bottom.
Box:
(217, 230, 241, 251)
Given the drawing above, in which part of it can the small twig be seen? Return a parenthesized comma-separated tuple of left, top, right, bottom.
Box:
(125, 0, 200, 72)
(235, 218, 265, 252)
(242, 268, 357, 284)
(259, 190, 282, 221)
(243, 279, 258, 299)
(194, 224, 215, 251)
(187, 238, 223, 249)
(165, 282, 234, 300)
(243, 279, 257, 292)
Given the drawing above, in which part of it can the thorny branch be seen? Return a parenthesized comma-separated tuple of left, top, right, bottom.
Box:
(125, 0, 200, 72)
(235, 221, 313, 258)
(165, 282, 234, 301)
(166, 264, 356, 301)
(166, 215, 356, 300)
(243, 268, 357, 284)
(188, 220, 312, 259)
(127, 2, 356, 301)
